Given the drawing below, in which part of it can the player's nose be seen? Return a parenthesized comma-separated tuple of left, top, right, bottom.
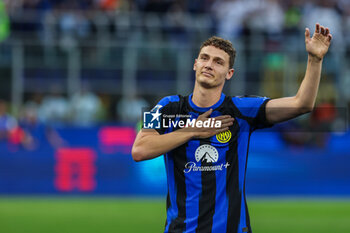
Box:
(204, 60, 214, 70)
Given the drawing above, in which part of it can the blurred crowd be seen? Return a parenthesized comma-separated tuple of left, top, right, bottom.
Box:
(1, 0, 350, 149)
(3, 0, 350, 15)
(2, 0, 350, 45)
(1, 86, 148, 126)
(0, 89, 149, 150)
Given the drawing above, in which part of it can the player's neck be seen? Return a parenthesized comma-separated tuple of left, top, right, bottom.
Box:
(192, 85, 223, 108)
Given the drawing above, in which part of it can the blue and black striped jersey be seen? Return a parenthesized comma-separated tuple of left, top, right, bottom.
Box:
(153, 93, 271, 233)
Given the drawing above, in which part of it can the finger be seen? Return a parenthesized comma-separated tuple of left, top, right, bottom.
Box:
(325, 27, 330, 36)
(320, 26, 325, 35)
(315, 23, 320, 33)
(328, 34, 333, 42)
(218, 117, 235, 124)
(214, 116, 234, 122)
(215, 127, 229, 134)
(214, 115, 232, 120)
(305, 27, 310, 40)
(200, 108, 213, 118)
(217, 117, 234, 125)
(220, 122, 233, 128)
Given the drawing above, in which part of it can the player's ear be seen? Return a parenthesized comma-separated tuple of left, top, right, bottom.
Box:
(193, 59, 198, 71)
(226, 68, 234, 80)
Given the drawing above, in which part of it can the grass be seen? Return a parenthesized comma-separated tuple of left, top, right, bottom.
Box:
(0, 197, 349, 233)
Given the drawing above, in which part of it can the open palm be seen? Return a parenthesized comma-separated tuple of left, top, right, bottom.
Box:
(305, 23, 332, 60)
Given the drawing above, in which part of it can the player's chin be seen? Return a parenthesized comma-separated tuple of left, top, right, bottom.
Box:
(197, 79, 217, 89)
(198, 74, 215, 82)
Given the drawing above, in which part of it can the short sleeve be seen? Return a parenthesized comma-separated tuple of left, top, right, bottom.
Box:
(231, 96, 272, 130)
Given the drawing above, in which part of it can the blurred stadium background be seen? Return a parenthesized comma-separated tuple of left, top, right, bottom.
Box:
(0, 0, 350, 232)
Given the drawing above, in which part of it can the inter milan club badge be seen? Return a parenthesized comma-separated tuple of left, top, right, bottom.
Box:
(216, 130, 232, 143)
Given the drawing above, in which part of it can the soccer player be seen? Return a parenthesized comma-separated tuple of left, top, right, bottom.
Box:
(132, 23, 332, 233)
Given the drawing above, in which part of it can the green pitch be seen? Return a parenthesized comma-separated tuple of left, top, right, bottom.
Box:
(0, 197, 349, 233)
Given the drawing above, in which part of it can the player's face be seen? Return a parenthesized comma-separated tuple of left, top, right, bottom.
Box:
(193, 46, 234, 89)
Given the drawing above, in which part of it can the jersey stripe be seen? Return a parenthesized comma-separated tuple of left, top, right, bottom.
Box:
(244, 196, 251, 233)
(185, 139, 201, 232)
(168, 145, 188, 232)
(211, 105, 230, 233)
(166, 192, 171, 228)
(226, 120, 241, 233)
(243, 135, 253, 233)
(165, 152, 178, 232)
(211, 145, 229, 233)
(236, 118, 250, 232)
(195, 139, 217, 233)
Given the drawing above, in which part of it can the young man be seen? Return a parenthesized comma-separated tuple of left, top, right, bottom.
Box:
(132, 23, 332, 233)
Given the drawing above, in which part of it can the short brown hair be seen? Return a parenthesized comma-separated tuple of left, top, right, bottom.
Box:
(199, 36, 236, 69)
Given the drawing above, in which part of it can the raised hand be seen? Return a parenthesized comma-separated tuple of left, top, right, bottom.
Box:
(305, 23, 332, 61)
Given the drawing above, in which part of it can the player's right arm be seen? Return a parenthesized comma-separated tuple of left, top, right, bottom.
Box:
(131, 128, 195, 162)
(131, 109, 234, 161)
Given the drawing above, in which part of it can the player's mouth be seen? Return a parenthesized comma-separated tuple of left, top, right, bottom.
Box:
(201, 71, 214, 77)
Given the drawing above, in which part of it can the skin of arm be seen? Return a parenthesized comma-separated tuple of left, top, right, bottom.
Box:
(266, 23, 333, 124)
(131, 128, 196, 162)
(131, 109, 234, 161)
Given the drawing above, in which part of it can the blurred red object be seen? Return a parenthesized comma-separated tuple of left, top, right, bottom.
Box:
(98, 126, 136, 154)
(8, 126, 25, 145)
(311, 102, 336, 124)
(55, 148, 97, 192)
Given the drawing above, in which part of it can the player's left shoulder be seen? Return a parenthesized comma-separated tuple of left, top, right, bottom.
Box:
(230, 95, 271, 118)
(232, 95, 270, 105)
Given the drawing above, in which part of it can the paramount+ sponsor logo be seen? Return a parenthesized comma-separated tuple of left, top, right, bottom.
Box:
(184, 144, 230, 173)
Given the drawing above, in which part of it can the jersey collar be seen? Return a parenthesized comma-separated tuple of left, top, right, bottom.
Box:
(189, 93, 225, 112)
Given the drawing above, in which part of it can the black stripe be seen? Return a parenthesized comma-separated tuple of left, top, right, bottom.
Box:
(243, 134, 253, 233)
(256, 99, 271, 125)
(166, 192, 171, 228)
(195, 140, 216, 233)
(226, 120, 241, 233)
(168, 145, 188, 233)
(244, 197, 252, 233)
(167, 191, 171, 210)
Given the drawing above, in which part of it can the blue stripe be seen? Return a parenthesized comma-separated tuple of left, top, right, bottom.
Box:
(188, 93, 226, 112)
(158, 95, 180, 108)
(235, 117, 251, 232)
(231, 96, 269, 118)
(164, 153, 178, 232)
(211, 110, 229, 233)
(161, 96, 181, 232)
(212, 145, 229, 233)
(211, 110, 222, 118)
(184, 139, 201, 232)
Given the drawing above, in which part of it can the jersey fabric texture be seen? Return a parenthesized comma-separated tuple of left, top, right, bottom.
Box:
(153, 93, 271, 233)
